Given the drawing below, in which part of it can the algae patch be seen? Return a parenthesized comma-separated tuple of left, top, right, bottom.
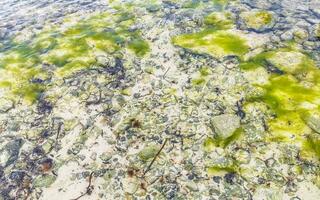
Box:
(0, 10, 150, 103)
(242, 48, 320, 160)
(172, 30, 249, 59)
(240, 10, 273, 31)
(204, 12, 234, 30)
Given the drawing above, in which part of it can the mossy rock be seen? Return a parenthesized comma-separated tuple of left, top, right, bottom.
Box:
(266, 50, 309, 74)
(204, 12, 234, 30)
(33, 175, 57, 188)
(240, 10, 274, 32)
(138, 145, 159, 161)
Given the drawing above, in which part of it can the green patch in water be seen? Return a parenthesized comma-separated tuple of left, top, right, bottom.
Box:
(204, 12, 233, 30)
(128, 38, 150, 57)
(172, 29, 249, 59)
(303, 135, 320, 160)
(242, 48, 320, 160)
(240, 10, 273, 30)
(207, 165, 236, 175)
(192, 77, 206, 86)
(0, 9, 150, 103)
(191, 66, 211, 86)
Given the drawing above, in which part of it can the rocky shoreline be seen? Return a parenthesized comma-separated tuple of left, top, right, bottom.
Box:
(0, 0, 320, 199)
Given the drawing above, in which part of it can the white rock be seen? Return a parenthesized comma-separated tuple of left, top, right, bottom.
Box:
(211, 114, 240, 139)
(122, 178, 139, 194)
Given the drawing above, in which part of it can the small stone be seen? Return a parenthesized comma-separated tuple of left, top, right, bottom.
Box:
(186, 181, 199, 192)
(146, 5, 160, 12)
(33, 175, 56, 188)
(39, 158, 54, 172)
(9, 170, 26, 182)
(234, 149, 251, 164)
(0, 98, 14, 113)
(96, 54, 115, 67)
(138, 145, 159, 161)
(122, 178, 138, 194)
(314, 24, 320, 38)
(99, 153, 112, 163)
(305, 114, 320, 134)
(293, 28, 309, 41)
(1, 139, 24, 167)
(224, 172, 237, 184)
(265, 158, 276, 167)
(211, 114, 240, 139)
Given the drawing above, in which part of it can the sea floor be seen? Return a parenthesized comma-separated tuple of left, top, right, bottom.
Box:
(0, 0, 320, 199)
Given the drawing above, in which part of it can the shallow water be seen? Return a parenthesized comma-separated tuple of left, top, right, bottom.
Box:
(0, 0, 320, 199)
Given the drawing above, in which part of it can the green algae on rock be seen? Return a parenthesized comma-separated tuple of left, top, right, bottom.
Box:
(172, 29, 249, 59)
(240, 10, 274, 32)
(0, 10, 150, 103)
(128, 38, 150, 57)
(33, 175, 57, 188)
(204, 12, 234, 30)
(138, 145, 160, 161)
(242, 48, 320, 160)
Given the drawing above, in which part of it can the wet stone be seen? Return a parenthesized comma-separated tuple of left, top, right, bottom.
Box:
(2, 139, 23, 167)
(0, 98, 14, 113)
(33, 175, 56, 188)
(211, 114, 241, 139)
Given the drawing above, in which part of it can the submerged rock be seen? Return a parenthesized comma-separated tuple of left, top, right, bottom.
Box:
(211, 114, 240, 139)
(138, 145, 159, 161)
(305, 114, 320, 134)
(240, 10, 274, 32)
(33, 175, 56, 188)
(0, 139, 23, 167)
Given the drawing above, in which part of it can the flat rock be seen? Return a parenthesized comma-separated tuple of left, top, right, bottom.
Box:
(211, 114, 240, 139)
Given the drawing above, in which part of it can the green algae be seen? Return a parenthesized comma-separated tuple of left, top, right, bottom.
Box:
(128, 38, 150, 57)
(0, 9, 150, 103)
(172, 29, 249, 59)
(208, 165, 236, 175)
(138, 145, 160, 161)
(242, 48, 320, 160)
(191, 66, 211, 86)
(303, 135, 320, 160)
(241, 10, 273, 30)
(204, 12, 233, 30)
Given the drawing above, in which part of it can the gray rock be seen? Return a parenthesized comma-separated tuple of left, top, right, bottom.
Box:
(306, 114, 320, 134)
(122, 178, 139, 194)
(211, 114, 240, 139)
(1, 139, 23, 167)
(0, 98, 14, 113)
